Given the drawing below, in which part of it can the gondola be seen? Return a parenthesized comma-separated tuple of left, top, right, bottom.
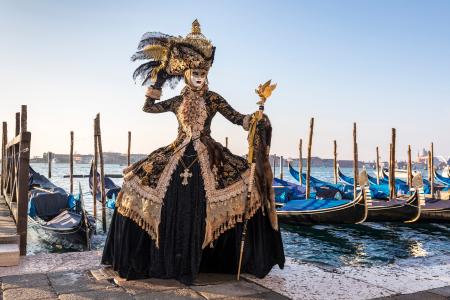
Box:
(339, 168, 421, 222)
(381, 169, 448, 194)
(375, 169, 410, 195)
(434, 169, 450, 186)
(88, 161, 121, 209)
(288, 163, 352, 199)
(366, 192, 421, 223)
(273, 177, 307, 206)
(420, 198, 450, 222)
(28, 167, 95, 249)
(276, 170, 368, 225)
(338, 167, 389, 199)
(413, 174, 450, 222)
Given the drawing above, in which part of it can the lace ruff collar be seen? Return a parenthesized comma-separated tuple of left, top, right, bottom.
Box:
(178, 85, 208, 138)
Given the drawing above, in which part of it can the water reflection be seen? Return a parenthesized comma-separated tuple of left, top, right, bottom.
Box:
(408, 241, 428, 257)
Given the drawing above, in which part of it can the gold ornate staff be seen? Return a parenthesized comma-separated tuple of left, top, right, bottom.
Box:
(237, 80, 276, 280)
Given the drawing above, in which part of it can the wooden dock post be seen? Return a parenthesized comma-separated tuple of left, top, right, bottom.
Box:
(1, 105, 31, 256)
(17, 106, 30, 255)
(15, 112, 20, 136)
(128, 131, 131, 166)
(225, 137, 229, 149)
(299, 139, 303, 185)
(95, 114, 107, 232)
(333, 140, 338, 184)
(48, 151, 52, 178)
(306, 118, 314, 199)
(69, 131, 74, 194)
(20, 105, 27, 133)
(353, 123, 358, 198)
(92, 119, 98, 219)
(376, 146, 380, 185)
(1, 122, 6, 196)
(430, 142, 435, 198)
(280, 156, 284, 180)
(407, 145, 412, 189)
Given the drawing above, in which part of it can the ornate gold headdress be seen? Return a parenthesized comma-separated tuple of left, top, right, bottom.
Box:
(132, 19, 215, 88)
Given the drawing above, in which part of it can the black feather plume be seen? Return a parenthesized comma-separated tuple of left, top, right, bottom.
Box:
(132, 61, 160, 84)
(137, 32, 173, 50)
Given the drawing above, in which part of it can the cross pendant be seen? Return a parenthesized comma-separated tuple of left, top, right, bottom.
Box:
(180, 168, 192, 186)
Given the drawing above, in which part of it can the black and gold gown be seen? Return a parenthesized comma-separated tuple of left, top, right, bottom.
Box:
(102, 85, 285, 284)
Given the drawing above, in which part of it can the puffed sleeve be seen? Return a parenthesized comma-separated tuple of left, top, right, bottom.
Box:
(142, 96, 178, 113)
(213, 93, 252, 130)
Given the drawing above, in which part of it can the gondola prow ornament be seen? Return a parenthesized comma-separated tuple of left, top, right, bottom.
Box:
(237, 80, 277, 280)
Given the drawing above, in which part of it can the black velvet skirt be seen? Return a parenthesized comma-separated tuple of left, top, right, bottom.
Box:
(101, 143, 285, 285)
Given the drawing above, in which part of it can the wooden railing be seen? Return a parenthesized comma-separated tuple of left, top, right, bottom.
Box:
(1, 105, 31, 255)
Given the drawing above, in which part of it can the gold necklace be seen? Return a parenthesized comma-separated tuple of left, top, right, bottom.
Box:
(179, 156, 199, 186)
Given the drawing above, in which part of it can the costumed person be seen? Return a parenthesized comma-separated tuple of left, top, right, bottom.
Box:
(102, 20, 285, 284)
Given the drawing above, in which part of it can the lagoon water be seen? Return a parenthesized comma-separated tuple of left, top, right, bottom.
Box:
(28, 163, 450, 269)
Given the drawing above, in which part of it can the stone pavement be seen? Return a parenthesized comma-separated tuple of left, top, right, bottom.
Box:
(0, 269, 289, 300)
(1, 251, 450, 299)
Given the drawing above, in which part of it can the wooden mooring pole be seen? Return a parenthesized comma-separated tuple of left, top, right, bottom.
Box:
(353, 123, 358, 198)
(427, 150, 431, 182)
(376, 146, 380, 185)
(280, 156, 284, 180)
(299, 139, 303, 185)
(70, 131, 74, 194)
(225, 137, 229, 149)
(48, 151, 52, 178)
(333, 140, 338, 184)
(272, 154, 276, 175)
(95, 114, 107, 232)
(407, 145, 412, 189)
(431, 142, 435, 198)
(128, 131, 131, 166)
(92, 119, 98, 219)
(390, 128, 397, 199)
(306, 118, 314, 199)
(389, 143, 393, 198)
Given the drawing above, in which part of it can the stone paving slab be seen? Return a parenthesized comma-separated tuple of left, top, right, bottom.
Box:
(2, 285, 57, 300)
(133, 288, 204, 299)
(115, 277, 186, 294)
(1, 273, 49, 290)
(58, 287, 133, 300)
(0, 251, 102, 277)
(48, 271, 115, 294)
(191, 280, 271, 299)
(193, 273, 236, 286)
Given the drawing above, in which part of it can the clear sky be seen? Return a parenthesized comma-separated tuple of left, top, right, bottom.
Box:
(1, 0, 449, 162)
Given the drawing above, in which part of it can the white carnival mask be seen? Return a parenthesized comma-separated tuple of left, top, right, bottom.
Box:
(189, 69, 208, 89)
